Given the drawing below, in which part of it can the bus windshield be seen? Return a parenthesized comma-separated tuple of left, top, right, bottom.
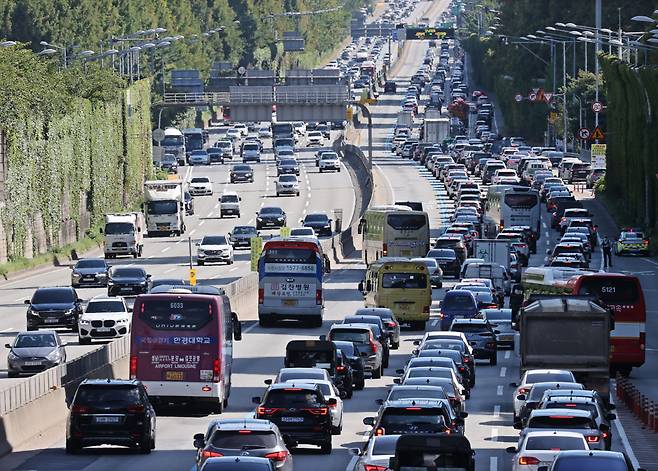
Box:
(387, 214, 427, 230)
(138, 299, 213, 330)
(505, 193, 538, 208)
(382, 273, 427, 289)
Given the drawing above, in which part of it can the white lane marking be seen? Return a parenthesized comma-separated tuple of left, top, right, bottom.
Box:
(305, 201, 310, 207)
(164, 267, 177, 274)
(207, 211, 213, 218)
(229, 266, 239, 272)
(373, 162, 396, 202)
(1, 328, 13, 333)
(147, 255, 154, 259)
(0, 267, 68, 289)
(490, 457, 498, 471)
(214, 203, 219, 209)
(499, 367, 507, 377)
(609, 381, 640, 469)
(199, 220, 205, 226)
(189, 229, 196, 235)
(430, 319, 438, 327)
(505, 350, 511, 359)
(14, 296, 25, 302)
(542, 222, 547, 229)
(490, 428, 498, 442)
(161, 247, 170, 253)
(497, 385, 504, 396)
(545, 231, 549, 238)
(641, 258, 658, 267)
(242, 322, 259, 335)
(248, 218, 254, 224)
(493, 405, 501, 418)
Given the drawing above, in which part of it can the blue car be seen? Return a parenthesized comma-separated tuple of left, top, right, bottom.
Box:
(439, 290, 478, 330)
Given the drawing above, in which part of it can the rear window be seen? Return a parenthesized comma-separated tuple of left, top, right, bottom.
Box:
(577, 277, 640, 304)
(75, 385, 141, 407)
(381, 273, 427, 289)
(381, 408, 447, 431)
(450, 323, 488, 333)
(387, 214, 427, 230)
(138, 299, 213, 330)
(553, 457, 627, 471)
(525, 435, 587, 450)
(442, 293, 476, 310)
(528, 415, 595, 429)
(210, 430, 277, 449)
(330, 330, 369, 344)
(407, 368, 450, 379)
(526, 372, 574, 383)
(264, 389, 323, 408)
(505, 193, 538, 208)
(264, 248, 316, 264)
(389, 388, 446, 401)
(546, 402, 599, 418)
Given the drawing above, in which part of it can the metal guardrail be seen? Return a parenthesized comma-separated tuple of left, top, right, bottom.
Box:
(162, 92, 230, 105)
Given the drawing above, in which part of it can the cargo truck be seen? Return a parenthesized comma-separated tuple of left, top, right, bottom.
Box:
(143, 180, 186, 236)
(103, 213, 145, 258)
(471, 239, 511, 271)
(519, 297, 611, 400)
(396, 111, 414, 128)
(423, 117, 450, 144)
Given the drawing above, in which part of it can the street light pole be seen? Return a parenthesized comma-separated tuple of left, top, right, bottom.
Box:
(594, 0, 601, 130)
(562, 40, 568, 152)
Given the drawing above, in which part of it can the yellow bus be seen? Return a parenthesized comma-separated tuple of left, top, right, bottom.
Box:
(359, 257, 432, 330)
(358, 205, 430, 264)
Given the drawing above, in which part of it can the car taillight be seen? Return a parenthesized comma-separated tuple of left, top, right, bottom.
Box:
(586, 435, 600, 443)
(213, 359, 220, 382)
(336, 365, 346, 372)
(369, 337, 378, 353)
(129, 355, 137, 379)
(374, 427, 385, 436)
(316, 289, 322, 305)
(257, 406, 281, 416)
(387, 321, 397, 328)
(640, 331, 646, 351)
(382, 243, 388, 256)
(305, 407, 328, 415)
(127, 404, 145, 413)
(518, 243, 527, 249)
(518, 387, 530, 395)
(71, 405, 91, 414)
(364, 465, 388, 471)
(519, 456, 540, 465)
(201, 450, 224, 459)
(258, 288, 264, 304)
(265, 450, 289, 462)
(463, 357, 470, 363)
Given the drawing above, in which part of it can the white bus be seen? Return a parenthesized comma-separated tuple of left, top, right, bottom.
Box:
(484, 185, 540, 238)
(359, 205, 430, 264)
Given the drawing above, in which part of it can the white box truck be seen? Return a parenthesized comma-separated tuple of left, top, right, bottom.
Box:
(144, 180, 186, 236)
(423, 117, 450, 144)
(471, 239, 512, 270)
(103, 212, 146, 258)
(396, 111, 414, 128)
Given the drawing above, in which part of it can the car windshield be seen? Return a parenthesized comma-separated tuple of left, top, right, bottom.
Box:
(233, 226, 256, 235)
(75, 385, 141, 407)
(380, 409, 447, 431)
(104, 222, 134, 235)
(202, 236, 228, 245)
(526, 372, 574, 384)
(442, 294, 475, 310)
(260, 208, 282, 215)
(306, 214, 328, 222)
(234, 166, 251, 172)
(75, 260, 105, 269)
(264, 390, 323, 408)
(86, 301, 125, 313)
(111, 268, 145, 278)
(381, 273, 427, 289)
(334, 343, 355, 356)
(222, 195, 239, 203)
(330, 330, 370, 344)
(191, 177, 209, 183)
(210, 430, 278, 450)
(32, 289, 74, 304)
(15, 333, 57, 348)
(279, 175, 297, 182)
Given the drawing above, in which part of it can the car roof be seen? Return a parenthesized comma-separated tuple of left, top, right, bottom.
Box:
(330, 323, 373, 331)
(207, 418, 276, 432)
(553, 450, 625, 460)
(524, 430, 588, 438)
(80, 378, 141, 387)
(88, 295, 124, 302)
(529, 408, 593, 418)
(278, 367, 326, 374)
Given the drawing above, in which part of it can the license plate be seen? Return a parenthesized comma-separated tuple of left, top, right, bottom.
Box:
(283, 299, 298, 306)
(281, 416, 304, 423)
(23, 361, 42, 366)
(96, 327, 111, 332)
(44, 318, 59, 324)
(121, 287, 132, 292)
(93, 416, 121, 424)
(396, 304, 410, 311)
(166, 371, 184, 381)
(500, 335, 513, 341)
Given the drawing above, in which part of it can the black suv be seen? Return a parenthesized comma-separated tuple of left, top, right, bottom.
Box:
(66, 379, 156, 454)
(25, 287, 83, 331)
(363, 399, 455, 436)
(333, 340, 366, 391)
(449, 319, 498, 365)
(253, 383, 335, 454)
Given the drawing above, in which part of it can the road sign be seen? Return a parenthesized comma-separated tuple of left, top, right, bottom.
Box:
(189, 268, 197, 287)
(280, 226, 291, 238)
(591, 143, 607, 156)
(529, 92, 537, 102)
(591, 143, 607, 170)
(590, 126, 605, 141)
(514, 94, 523, 102)
(404, 26, 455, 40)
(152, 128, 165, 142)
(592, 101, 603, 113)
(532, 88, 540, 94)
(250, 236, 263, 272)
(544, 93, 553, 103)
(578, 127, 591, 140)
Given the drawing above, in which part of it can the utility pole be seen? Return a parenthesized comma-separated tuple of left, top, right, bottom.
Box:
(594, 0, 601, 131)
(562, 41, 568, 152)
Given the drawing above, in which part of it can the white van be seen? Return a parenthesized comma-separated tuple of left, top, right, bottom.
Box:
(219, 191, 241, 218)
(462, 262, 511, 301)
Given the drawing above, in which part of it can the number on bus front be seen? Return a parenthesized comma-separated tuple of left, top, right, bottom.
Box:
(170, 302, 184, 309)
(601, 286, 615, 294)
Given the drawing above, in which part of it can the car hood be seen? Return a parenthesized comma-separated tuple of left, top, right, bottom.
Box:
(11, 346, 57, 358)
(200, 244, 231, 251)
(81, 312, 128, 321)
(73, 267, 106, 276)
(110, 276, 145, 283)
(30, 302, 75, 311)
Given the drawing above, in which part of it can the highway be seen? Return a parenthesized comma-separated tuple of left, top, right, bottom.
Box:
(2, 0, 658, 470)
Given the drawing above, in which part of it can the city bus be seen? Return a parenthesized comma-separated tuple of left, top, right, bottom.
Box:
(567, 273, 646, 376)
(359, 205, 430, 264)
(521, 268, 646, 376)
(182, 128, 204, 155)
(484, 185, 540, 238)
(257, 237, 330, 328)
(271, 122, 294, 140)
(129, 289, 241, 412)
(359, 257, 432, 330)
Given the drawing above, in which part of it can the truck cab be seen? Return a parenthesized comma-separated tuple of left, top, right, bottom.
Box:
(143, 180, 186, 236)
(103, 212, 145, 258)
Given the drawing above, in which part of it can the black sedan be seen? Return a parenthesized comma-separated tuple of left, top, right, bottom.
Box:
(277, 158, 300, 176)
(25, 287, 83, 331)
(256, 207, 287, 230)
(427, 248, 461, 277)
(70, 258, 109, 288)
(107, 266, 151, 296)
(229, 225, 259, 249)
(230, 164, 254, 183)
(301, 213, 332, 236)
(207, 148, 224, 164)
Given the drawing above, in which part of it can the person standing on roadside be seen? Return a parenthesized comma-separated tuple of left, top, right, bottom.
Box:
(601, 236, 613, 268)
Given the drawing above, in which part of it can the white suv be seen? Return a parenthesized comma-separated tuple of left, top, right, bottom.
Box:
(78, 296, 130, 345)
(197, 234, 234, 265)
(319, 153, 341, 173)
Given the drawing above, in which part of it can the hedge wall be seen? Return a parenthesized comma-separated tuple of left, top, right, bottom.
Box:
(0, 79, 153, 262)
(600, 56, 658, 230)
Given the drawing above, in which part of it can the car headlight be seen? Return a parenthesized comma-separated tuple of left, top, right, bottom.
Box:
(245, 173, 252, 177)
(277, 217, 284, 221)
(46, 350, 61, 361)
(63, 309, 73, 316)
(257, 217, 263, 221)
(198, 250, 205, 255)
(118, 318, 130, 324)
(72, 272, 81, 278)
(7, 351, 18, 361)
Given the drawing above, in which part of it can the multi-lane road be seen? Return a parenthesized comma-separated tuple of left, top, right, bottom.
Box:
(2, 0, 658, 470)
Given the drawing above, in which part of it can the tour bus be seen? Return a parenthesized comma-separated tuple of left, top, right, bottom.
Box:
(484, 185, 540, 238)
(271, 122, 295, 140)
(129, 288, 241, 412)
(568, 273, 646, 376)
(521, 268, 646, 376)
(359, 257, 432, 330)
(359, 205, 430, 264)
(257, 237, 330, 328)
(182, 128, 204, 156)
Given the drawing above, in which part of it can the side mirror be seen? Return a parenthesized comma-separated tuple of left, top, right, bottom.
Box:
(375, 398, 384, 405)
(506, 446, 517, 454)
(513, 420, 523, 430)
(606, 413, 616, 421)
(264, 379, 272, 385)
(251, 396, 261, 404)
(193, 433, 205, 449)
(5, 343, 11, 349)
(328, 397, 338, 406)
(137, 227, 142, 233)
(599, 423, 610, 432)
(349, 448, 361, 456)
(319, 335, 327, 341)
(453, 417, 464, 426)
(516, 394, 526, 401)
(232, 312, 242, 341)
(413, 340, 421, 346)
(393, 377, 401, 384)
(412, 349, 419, 356)
(459, 411, 469, 418)
(24, 299, 31, 305)
(362, 417, 375, 426)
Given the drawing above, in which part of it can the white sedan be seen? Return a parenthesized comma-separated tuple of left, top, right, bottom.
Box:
(507, 431, 588, 471)
(188, 177, 212, 196)
(307, 131, 325, 146)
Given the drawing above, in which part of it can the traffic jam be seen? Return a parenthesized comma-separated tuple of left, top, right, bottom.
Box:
(3, 1, 654, 471)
